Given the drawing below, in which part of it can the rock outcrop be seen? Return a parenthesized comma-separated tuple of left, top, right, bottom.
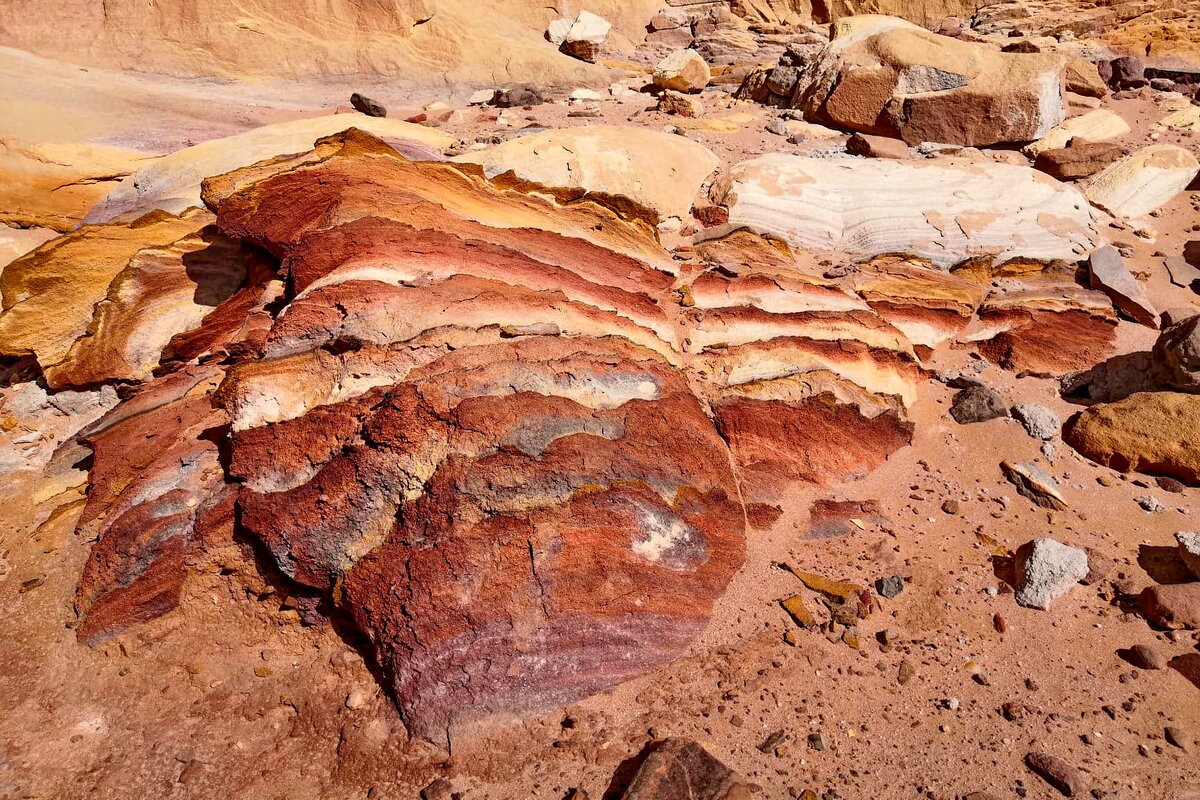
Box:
(786, 16, 1072, 146)
(452, 126, 719, 221)
(85, 115, 456, 224)
(701, 154, 1101, 269)
(0, 0, 663, 84)
(9, 129, 935, 740)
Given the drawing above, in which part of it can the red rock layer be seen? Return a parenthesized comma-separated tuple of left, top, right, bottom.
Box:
(20, 130, 962, 739)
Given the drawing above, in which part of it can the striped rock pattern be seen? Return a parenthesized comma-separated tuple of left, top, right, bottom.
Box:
(0, 129, 1122, 741)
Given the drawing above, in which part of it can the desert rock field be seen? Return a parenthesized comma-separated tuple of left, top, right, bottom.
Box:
(1, 1, 1199, 798)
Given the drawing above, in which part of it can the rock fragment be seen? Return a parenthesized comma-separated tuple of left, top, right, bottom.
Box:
(846, 133, 911, 160)
(619, 738, 753, 800)
(1119, 643, 1166, 670)
(1025, 751, 1088, 796)
(350, 93, 387, 118)
(1065, 392, 1200, 485)
(555, 10, 611, 63)
(657, 91, 703, 118)
(1086, 245, 1158, 327)
(1033, 142, 1122, 180)
(1002, 462, 1068, 510)
(653, 49, 711, 94)
(1011, 403, 1060, 440)
(1139, 583, 1200, 629)
(1014, 538, 1088, 609)
(950, 386, 1007, 424)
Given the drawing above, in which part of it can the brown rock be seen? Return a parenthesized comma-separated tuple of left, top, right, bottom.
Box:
(657, 90, 703, 117)
(1140, 583, 1200, 629)
(1025, 751, 1087, 796)
(791, 16, 1071, 146)
(846, 132, 911, 159)
(1119, 643, 1167, 670)
(1034, 142, 1123, 180)
(620, 738, 753, 800)
(350, 92, 387, 118)
(1065, 392, 1200, 485)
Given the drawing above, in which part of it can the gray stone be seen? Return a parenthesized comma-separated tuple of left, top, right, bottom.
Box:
(950, 385, 1007, 424)
(1164, 257, 1200, 290)
(1136, 495, 1166, 513)
(1087, 245, 1158, 327)
(1154, 314, 1200, 392)
(1176, 531, 1200, 579)
(1014, 538, 1088, 609)
(1011, 403, 1060, 440)
(875, 575, 904, 598)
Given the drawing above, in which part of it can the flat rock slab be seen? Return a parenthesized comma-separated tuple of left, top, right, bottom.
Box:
(702, 154, 1101, 269)
(1085, 144, 1200, 219)
(1087, 245, 1157, 327)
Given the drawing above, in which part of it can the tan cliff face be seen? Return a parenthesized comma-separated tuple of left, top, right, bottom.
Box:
(0, 0, 662, 84)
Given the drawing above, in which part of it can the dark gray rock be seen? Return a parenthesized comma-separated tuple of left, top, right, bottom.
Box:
(950, 385, 1007, 424)
(350, 93, 387, 118)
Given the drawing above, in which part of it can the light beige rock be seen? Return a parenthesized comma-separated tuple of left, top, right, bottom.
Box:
(701, 154, 1102, 268)
(1024, 109, 1131, 156)
(558, 10, 612, 62)
(452, 126, 719, 219)
(1158, 106, 1200, 132)
(1085, 144, 1200, 219)
(791, 16, 1070, 146)
(0, 0, 662, 84)
(653, 49, 711, 93)
(85, 115, 457, 224)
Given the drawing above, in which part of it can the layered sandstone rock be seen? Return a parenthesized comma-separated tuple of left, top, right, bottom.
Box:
(1023, 109, 1131, 157)
(790, 16, 1071, 146)
(85, 115, 456, 224)
(16, 129, 931, 740)
(0, 0, 663, 84)
(1084, 144, 1200, 219)
(451, 126, 720, 221)
(701, 154, 1101, 269)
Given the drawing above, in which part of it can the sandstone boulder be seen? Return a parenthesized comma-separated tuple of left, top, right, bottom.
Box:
(1065, 392, 1200, 485)
(452, 126, 719, 220)
(1085, 144, 1200, 219)
(556, 10, 612, 63)
(653, 49, 711, 93)
(791, 16, 1070, 146)
(657, 90, 704, 117)
(701, 154, 1101, 269)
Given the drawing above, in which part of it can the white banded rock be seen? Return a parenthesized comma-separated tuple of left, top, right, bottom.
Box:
(452, 126, 719, 220)
(790, 16, 1070, 147)
(1085, 144, 1200, 219)
(701, 154, 1101, 269)
(1024, 109, 1130, 157)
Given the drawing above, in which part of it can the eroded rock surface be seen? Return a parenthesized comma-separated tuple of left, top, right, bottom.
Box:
(8, 129, 940, 740)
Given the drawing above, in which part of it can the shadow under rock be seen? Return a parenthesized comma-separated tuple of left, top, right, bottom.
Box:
(1170, 653, 1200, 691)
(1137, 544, 1195, 585)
